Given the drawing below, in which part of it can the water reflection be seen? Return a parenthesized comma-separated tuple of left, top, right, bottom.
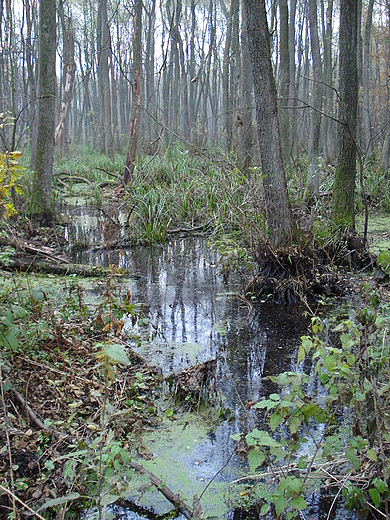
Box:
(67, 229, 350, 518)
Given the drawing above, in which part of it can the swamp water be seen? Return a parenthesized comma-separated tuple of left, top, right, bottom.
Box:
(64, 206, 355, 520)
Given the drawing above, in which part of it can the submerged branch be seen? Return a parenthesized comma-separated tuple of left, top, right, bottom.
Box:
(129, 461, 193, 519)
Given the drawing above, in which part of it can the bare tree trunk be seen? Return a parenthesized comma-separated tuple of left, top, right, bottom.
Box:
(240, 4, 253, 171)
(288, 0, 297, 159)
(381, 132, 390, 172)
(25, 0, 38, 166)
(223, 0, 234, 153)
(363, 0, 374, 157)
(145, 0, 157, 153)
(97, 0, 113, 158)
(278, 0, 290, 164)
(124, 0, 142, 185)
(189, 0, 198, 143)
(306, 0, 323, 198)
(322, 0, 334, 161)
(243, 0, 295, 248)
(331, 0, 358, 229)
(56, 0, 75, 151)
(32, 0, 56, 226)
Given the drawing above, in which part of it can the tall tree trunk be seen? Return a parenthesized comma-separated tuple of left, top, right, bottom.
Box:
(288, 0, 297, 159)
(124, 0, 142, 185)
(97, 0, 113, 158)
(322, 0, 334, 161)
(223, 0, 234, 153)
(240, 4, 253, 171)
(243, 0, 295, 248)
(278, 0, 290, 164)
(331, 0, 358, 229)
(363, 0, 374, 157)
(189, 0, 197, 142)
(56, 0, 75, 153)
(32, 0, 56, 226)
(145, 0, 157, 153)
(25, 0, 38, 166)
(306, 0, 323, 198)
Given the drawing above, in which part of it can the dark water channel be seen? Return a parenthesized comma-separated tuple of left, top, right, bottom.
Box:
(64, 206, 354, 520)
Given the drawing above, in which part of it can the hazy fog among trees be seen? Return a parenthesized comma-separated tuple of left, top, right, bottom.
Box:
(1, 0, 390, 229)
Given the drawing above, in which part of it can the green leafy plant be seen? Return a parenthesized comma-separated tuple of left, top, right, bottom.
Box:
(231, 287, 390, 518)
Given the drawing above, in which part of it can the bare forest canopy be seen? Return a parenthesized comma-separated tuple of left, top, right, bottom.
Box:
(1, 0, 389, 166)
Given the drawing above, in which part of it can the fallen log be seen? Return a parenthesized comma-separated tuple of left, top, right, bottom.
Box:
(4, 257, 128, 278)
(0, 236, 70, 264)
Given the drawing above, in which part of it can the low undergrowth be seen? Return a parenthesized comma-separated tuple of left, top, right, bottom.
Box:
(0, 268, 165, 519)
(229, 278, 390, 519)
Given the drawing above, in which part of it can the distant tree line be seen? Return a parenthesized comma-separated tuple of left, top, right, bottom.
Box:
(1, 0, 389, 166)
(0, 0, 389, 242)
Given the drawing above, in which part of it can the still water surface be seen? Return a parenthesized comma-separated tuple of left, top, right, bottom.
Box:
(65, 209, 353, 519)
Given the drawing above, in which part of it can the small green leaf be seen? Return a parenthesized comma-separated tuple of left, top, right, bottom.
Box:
(270, 413, 283, 431)
(373, 479, 388, 494)
(289, 415, 301, 434)
(297, 455, 308, 469)
(31, 288, 45, 302)
(346, 448, 360, 471)
(11, 305, 29, 318)
(369, 488, 380, 509)
(5, 330, 18, 351)
(166, 409, 173, 418)
(260, 503, 270, 515)
(297, 345, 305, 364)
(44, 460, 55, 471)
(104, 343, 130, 365)
(248, 449, 265, 472)
(100, 494, 120, 506)
(247, 429, 280, 447)
(290, 496, 307, 510)
(39, 492, 80, 510)
(366, 448, 377, 462)
(274, 494, 287, 517)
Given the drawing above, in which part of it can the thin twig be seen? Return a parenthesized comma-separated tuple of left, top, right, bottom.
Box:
(0, 485, 46, 520)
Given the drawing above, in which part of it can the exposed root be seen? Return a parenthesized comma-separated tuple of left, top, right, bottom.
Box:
(245, 243, 345, 304)
(167, 358, 217, 403)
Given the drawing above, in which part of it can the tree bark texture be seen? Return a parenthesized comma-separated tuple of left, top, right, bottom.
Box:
(32, 0, 56, 225)
(322, 0, 334, 161)
(288, 0, 297, 159)
(243, 0, 295, 248)
(240, 5, 253, 171)
(363, 0, 374, 157)
(331, 0, 358, 229)
(56, 0, 75, 149)
(278, 0, 290, 164)
(97, 0, 114, 158)
(306, 0, 323, 197)
(124, 0, 142, 185)
(223, 0, 234, 153)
